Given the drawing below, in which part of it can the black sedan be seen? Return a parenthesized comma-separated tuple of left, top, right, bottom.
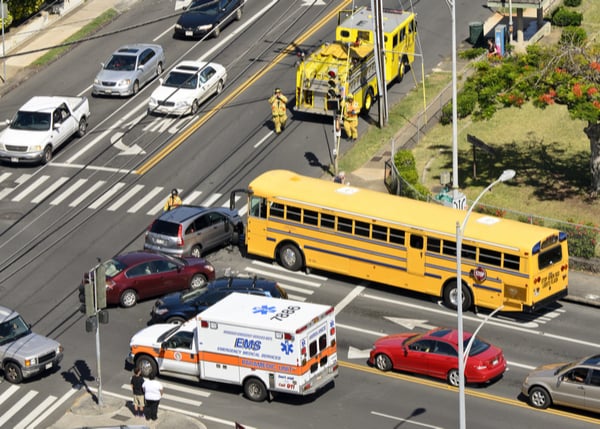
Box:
(174, 0, 244, 39)
(150, 276, 288, 324)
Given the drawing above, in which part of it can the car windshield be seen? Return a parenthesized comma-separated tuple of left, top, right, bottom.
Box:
(465, 337, 491, 356)
(10, 111, 51, 131)
(180, 288, 209, 303)
(105, 54, 136, 71)
(103, 259, 126, 277)
(0, 315, 32, 346)
(190, 1, 219, 15)
(164, 72, 198, 89)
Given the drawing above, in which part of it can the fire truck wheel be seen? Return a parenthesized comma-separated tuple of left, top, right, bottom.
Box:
(362, 87, 375, 115)
(136, 355, 158, 378)
(244, 377, 268, 402)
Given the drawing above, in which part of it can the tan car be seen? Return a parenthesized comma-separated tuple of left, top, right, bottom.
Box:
(521, 354, 600, 412)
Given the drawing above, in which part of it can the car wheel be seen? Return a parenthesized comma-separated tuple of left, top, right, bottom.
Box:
(443, 281, 472, 311)
(156, 62, 163, 77)
(374, 353, 392, 371)
(216, 79, 224, 95)
(132, 80, 140, 95)
(120, 289, 137, 308)
(4, 362, 23, 384)
(167, 316, 187, 325)
(278, 243, 303, 271)
(190, 273, 208, 289)
(190, 245, 203, 258)
(447, 368, 462, 387)
(213, 24, 221, 38)
(77, 117, 88, 137)
(41, 145, 53, 164)
(529, 386, 552, 409)
(235, 7, 243, 21)
(190, 100, 199, 115)
(244, 377, 268, 402)
(136, 355, 158, 378)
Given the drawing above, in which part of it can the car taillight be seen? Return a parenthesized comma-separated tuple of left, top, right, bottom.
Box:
(177, 224, 184, 247)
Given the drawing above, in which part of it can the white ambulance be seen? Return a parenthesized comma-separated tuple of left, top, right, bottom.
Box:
(127, 293, 338, 401)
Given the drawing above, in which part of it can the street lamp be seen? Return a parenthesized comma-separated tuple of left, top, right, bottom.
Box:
(455, 169, 515, 429)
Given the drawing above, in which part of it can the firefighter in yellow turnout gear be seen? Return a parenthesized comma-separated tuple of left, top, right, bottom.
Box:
(343, 94, 359, 141)
(268, 88, 288, 134)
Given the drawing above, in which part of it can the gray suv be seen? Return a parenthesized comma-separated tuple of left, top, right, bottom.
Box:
(144, 205, 243, 258)
(521, 354, 600, 412)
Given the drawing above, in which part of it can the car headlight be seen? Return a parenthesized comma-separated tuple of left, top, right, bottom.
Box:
(198, 24, 213, 31)
(94, 78, 100, 84)
(175, 101, 190, 108)
(117, 79, 132, 86)
(153, 307, 169, 315)
(24, 357, 38, 367)
(31, 145, 43, 152)
(149, 98, 157, 105)
(175, 24, 183, 30)
(0, 143, 5, 150)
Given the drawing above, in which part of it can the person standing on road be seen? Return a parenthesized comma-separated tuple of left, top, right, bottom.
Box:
(142, 373, 163, 421)
(268, 88, 288, 134)
(163, 188, 182, 212)
(130, 367, 145, 418)
(343, 94, 359, 141)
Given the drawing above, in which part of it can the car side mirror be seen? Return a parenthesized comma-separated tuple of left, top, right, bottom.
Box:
(138, 65, 145, 71)
(159, 78, 164, 85)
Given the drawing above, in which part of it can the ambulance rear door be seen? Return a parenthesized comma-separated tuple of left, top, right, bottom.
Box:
(303, 316, 334, 382)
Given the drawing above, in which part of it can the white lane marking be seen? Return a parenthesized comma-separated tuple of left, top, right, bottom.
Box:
(244, 267, 322, 288)
(183, 190, 203, 205)
(107, 184, 145, 211)
(371, 411, 444, 429)
(0, 172, 11, 183)
(116, 384, 202, 406)
(276, 283, 315, 295)
(253, 132, 272, 148)
(250, 259, 328, 280)
(337, 322, 386, 337)
(347, 346, 372, 360)
(335, 285, 365, 315)
(128, 186, 164, 213)
(31, 177, 69, 203)
(0, 384, 19, 404)
(88, 182, 125, 209)
(121, 381, 211, 398)
(50, 178, 87, 205)
(200, 193, 221, 207)
(14, 395, 56, 429)
(69, 180, 105, 207)
(50, 162, 135, 173)
(11, 175, 49, 202)
(0, 390, 38, 426)
(25, 387, 79, 429)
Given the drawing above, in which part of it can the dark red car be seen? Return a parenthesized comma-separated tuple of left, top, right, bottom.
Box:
(79, 251, 215, 308)
(369, 328, 506, 386)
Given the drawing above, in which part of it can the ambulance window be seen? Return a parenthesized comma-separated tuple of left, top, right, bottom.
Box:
(309, 340, 317, 357)
(318, 334, 327, 351)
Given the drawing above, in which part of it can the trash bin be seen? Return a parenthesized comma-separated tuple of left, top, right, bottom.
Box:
(469, 21, 484, 46)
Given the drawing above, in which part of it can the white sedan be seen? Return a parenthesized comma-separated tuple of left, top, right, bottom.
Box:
(148, 60, 226, 116)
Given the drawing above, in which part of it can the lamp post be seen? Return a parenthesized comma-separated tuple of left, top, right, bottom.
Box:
(455, 169, 515, 429)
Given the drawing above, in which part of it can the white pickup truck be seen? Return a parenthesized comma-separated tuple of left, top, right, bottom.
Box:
(0, 96, 90, 164)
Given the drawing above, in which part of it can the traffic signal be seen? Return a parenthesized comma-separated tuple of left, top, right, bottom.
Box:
(95, 264, 107, 310)
(83, 276, 95, 317)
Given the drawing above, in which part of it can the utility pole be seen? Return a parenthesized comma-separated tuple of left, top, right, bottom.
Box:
(1, 0, 6, 84)
(371, 0, 388, 127)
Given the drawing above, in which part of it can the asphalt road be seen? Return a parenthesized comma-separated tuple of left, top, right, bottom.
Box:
(2, 1, 598, 428)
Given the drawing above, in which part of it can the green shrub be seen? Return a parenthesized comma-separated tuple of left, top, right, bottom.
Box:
(394, 150, 418, 184)
(460, 48, 486, 60)
(562, 223, 598, 259)
(551, 7, 583, 27)
(564, 0, 582, 6)
(560, 26, 587, 46)
(440, 90, 477, 125)
(7, 0, 44, 23)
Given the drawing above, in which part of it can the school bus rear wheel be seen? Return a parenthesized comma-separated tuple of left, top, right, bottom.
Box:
(443, 281, 473, 311)
(279, 243, 303, 271)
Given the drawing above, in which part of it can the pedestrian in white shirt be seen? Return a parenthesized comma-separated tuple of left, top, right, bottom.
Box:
(142, 373, 163, 421)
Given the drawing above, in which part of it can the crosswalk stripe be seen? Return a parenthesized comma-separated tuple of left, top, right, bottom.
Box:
(117, 384, 202, 406)
(0, 384, 19, 403)
(0, 172, 11, 183)
(287, 294, 307, 301)
(88, 182, 125, 209)
(32, 177, 69, 203)
(25, 387, 79, 429)
(183, 190, 203, 205)
(69, 180, 105, 207)
(0, 390, 38, 426)
(276, 282, 315, 295)
(50, 178, 88, 205)
(200, 193, 221, 206)
(245, 266, 323, 287)
(155, 380, 211, 397)
(128, 186, 164, 213)
(13, 395, 56, 429)
(11, 175, 50, 202)
(107, 184, 145, 211)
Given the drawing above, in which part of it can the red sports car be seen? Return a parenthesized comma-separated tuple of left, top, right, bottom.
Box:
(79, 251, 215, 308)
(369, 328, 506, 386)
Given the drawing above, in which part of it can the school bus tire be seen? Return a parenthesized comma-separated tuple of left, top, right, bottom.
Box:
(443, 281, 473, 311)
(136, 355, 158, 378)
(278, 243, 303, 271)
(362, 87, 375, 115)
(244, 377, 268, 402)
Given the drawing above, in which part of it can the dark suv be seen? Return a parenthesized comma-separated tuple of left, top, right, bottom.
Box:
(150, 275, 288, 324)
(144, 205, 243, 258)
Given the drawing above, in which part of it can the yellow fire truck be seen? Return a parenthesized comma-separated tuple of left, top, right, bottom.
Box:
(295, 7, 417, 117)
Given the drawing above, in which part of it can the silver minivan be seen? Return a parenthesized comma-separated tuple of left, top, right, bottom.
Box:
(521, 354, 600, 413)
(144, 206, 243, 258)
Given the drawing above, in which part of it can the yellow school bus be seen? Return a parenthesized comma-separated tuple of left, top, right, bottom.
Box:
(231, 170, 569, 313)
(295, 7, 417, 116)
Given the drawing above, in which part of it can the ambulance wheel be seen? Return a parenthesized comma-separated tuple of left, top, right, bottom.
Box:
(136, 355, 158, 378)
(279, 243, 303, 271)
(244, 377, 268, 402)
(362, 87, 375, 115)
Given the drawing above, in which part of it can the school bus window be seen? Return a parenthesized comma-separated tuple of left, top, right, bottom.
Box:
(504, 253, 521, 271)
(410, 234, 424, 249)
(462, 244, 477, 261)
(443, 240, 457, 257)
(538, 246, 561, 270)
(479, 248, 502, 267)
(400, 28, 406, 41)
(287, 205, 301, 222)
(304, 209, 319, 226)
(372, 224, 388, 241)
(270, 202, 284, 218)
(389, 228, 405, 245)
(250, 196, 266, 218)
(321, 213, 335, 229)
(355, 220, 370, 237)
(340, 30, 350, 38)
(337, 216, 353, 234)
(427, 237, 441, 253)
